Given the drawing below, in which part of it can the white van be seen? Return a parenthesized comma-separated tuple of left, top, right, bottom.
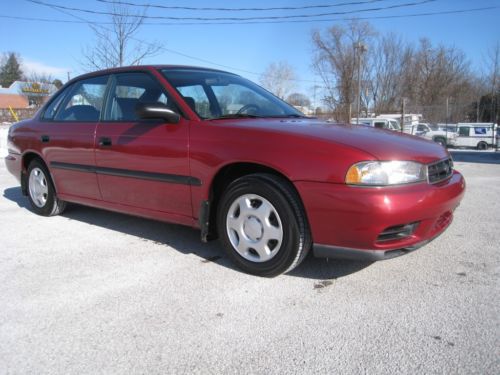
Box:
(454, 123, 498, 150)
(351, 118, 401, 132)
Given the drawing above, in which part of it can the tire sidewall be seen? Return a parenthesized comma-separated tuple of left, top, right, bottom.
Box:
(27, 159, 57, 216)
(217, 176, 302, 276)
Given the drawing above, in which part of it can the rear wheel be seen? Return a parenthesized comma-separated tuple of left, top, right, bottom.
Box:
(477, 141, 488, 150)
(217, 173, 311, 277)
(27, 159, 66, 216)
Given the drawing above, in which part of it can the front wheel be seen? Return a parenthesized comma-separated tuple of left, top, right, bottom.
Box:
(217, 173, 311, 277)
(27, 159, 66, 216)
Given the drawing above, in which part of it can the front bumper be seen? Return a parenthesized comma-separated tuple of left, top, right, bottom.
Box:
(313, 232, 440, 261)
(295, 170, 465, 260)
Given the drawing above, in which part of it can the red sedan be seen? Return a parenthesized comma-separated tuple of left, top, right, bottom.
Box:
(5, 66, 465, 276)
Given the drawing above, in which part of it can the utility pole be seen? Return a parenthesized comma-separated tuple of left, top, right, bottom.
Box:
(477, 96, 480, 122)
(400, 98, 406, 133)
(355, 42, 367, 124)
(445, 97, 449, 146)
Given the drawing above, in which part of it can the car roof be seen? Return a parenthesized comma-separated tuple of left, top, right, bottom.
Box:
(66, 65, 238, 84)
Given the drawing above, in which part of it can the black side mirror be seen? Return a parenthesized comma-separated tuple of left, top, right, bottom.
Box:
(135, 102, 180, 124)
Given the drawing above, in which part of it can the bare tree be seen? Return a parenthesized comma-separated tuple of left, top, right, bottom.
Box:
(312, 20, 375, 122)
(368, 33, 413, 115)
(483, 42, 500, 123)
(259, 61, 297, 99)
(485, 42, 500, 93)
(82, 0, 161, 70)
(286, 92, 311, 107)
(401, 38, 473, 122)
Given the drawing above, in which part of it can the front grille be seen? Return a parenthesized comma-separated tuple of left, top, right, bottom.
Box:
(376, 222, 419, 243)
(428, 158, 453, 184)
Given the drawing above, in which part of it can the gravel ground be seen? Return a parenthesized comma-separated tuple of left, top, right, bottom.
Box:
(0, 155, 498, 374)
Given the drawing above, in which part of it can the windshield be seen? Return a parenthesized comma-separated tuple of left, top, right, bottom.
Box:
(160, 68, 305, 120)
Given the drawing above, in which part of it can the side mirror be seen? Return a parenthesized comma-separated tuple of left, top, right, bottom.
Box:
(135, 102, 181, 124)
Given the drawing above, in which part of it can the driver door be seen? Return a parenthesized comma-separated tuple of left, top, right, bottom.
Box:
(94, 72, 192, 217)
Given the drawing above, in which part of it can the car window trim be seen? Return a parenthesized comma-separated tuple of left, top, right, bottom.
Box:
(39, 84, 73, 121)
(100, 71, 187, 123)
(48, 74, 112, 123)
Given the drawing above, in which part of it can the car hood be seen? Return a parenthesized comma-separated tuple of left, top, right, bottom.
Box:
(210, 118, 449, 164)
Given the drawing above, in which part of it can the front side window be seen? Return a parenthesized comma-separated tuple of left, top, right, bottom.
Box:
(161, 68, 304, 120)
(104, 72, 177, 121)
(54, 76, 109, 122)
(176, 85, 211, 118)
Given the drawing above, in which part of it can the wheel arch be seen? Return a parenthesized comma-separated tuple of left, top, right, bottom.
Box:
(201, 162, 305, 242)
(477, 141, 488, 150)
(20, 151, 46, 195)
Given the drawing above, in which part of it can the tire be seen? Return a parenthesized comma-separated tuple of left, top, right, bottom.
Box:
(434, 137, 446, 147)
(217, 173, 311, 277)
(477, 142, 488, 150)
(27, 159, 66, 216)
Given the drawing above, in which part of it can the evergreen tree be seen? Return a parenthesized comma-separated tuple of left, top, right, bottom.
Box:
(0, 52, 23, 88)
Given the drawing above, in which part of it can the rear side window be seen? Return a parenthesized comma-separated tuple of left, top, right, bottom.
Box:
(459, 127, 470, 137)
(54, 76, 109, 122)
(104, 72, 177, 121)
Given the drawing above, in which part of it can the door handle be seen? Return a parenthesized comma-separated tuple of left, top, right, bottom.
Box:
(41, 135, 50, 143)
(98, 137, 112, 147)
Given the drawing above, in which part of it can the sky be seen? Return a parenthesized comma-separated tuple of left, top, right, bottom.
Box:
(1, 0, 499, 101)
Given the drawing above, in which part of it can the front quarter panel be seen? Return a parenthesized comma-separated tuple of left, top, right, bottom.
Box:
(188, 120, 375, 219)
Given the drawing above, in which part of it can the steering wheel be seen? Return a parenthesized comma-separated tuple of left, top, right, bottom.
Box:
(237, 104, 260, 115)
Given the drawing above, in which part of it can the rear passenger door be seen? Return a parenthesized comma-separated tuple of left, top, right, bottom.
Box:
(94, 72, 192, 217)
(39, 75, 109, 200)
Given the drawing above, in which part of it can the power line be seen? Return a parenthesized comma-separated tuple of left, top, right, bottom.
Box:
(3, 6, 497, 26)
(24, 1, 273, 80)
(201, 5, 500, 25)
(25, 0, 437, 21)
(94, 0, 387, 12)
(15, 1, 498, 87)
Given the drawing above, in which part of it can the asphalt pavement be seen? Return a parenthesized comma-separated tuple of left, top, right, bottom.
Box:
(0, 155, 498, 374)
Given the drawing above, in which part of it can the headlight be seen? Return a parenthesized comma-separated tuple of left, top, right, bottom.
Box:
(346, 161, 427, 186)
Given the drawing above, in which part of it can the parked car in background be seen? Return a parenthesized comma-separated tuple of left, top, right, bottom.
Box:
(453, 123, 498, 150)
(407, 123, 458, 147)
(5, 65, 465, 276)
(351, 117, 401, 131)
